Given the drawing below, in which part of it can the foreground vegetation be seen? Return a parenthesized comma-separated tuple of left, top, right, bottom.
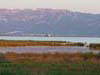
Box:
(0, 52, 100, 75)
(0, 40, 84, 47)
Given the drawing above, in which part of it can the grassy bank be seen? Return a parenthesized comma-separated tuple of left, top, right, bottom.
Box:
(0, 40, 84, 47)
(0, 52, 100, 75)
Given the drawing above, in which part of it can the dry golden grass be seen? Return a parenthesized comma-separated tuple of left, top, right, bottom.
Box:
(0, 41, 84, 47)
(1, 52, 100, 64)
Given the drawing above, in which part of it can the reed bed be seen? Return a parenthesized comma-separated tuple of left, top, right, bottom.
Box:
(0, 52, 100, 75)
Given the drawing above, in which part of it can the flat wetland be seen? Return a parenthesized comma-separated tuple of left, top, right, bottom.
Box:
(0, 39, 100, 75)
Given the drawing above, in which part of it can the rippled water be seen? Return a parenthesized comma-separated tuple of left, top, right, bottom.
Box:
(0, 46, 100, 53)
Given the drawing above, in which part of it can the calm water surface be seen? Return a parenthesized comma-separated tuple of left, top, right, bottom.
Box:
(0, 36, 100, 43)
(0, 46, 100, 53)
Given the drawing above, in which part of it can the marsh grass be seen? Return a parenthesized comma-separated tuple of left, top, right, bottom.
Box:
(0, 52, 100, 75)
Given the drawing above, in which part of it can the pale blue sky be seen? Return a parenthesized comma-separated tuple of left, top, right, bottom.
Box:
(0, 0, 100, 13)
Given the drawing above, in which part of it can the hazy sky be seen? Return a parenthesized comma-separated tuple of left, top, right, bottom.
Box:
(0, 0, 100, 13)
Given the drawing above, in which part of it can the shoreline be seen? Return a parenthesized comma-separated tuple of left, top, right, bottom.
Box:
(0, 40, 100, 50)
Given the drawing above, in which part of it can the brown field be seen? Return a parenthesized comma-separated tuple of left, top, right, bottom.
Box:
(0, 40, 84, 47)
(1, 52, 100, 64)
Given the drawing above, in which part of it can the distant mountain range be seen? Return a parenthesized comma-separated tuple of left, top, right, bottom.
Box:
(0, 8, 100, 36)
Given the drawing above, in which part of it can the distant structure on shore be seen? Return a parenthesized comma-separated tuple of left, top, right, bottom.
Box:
(23, 34, 52, 37)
